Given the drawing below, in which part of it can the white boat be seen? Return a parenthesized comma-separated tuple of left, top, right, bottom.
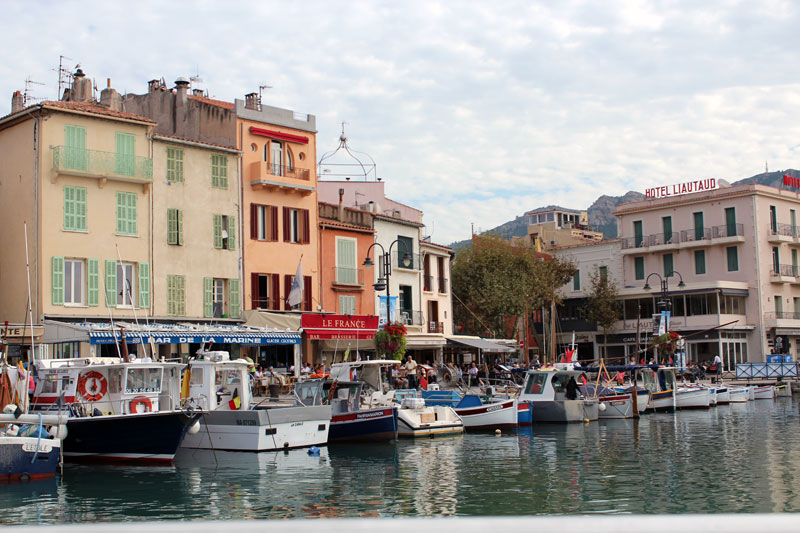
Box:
(728, 387, 750, 403)
(676, 386, 711, 409)
(775, 382, 792, 397)
(637, 367, 677, 412)
(396, 397, 464, 438)
(519, 368, 599, 423)
(582, 382, 635, 419)
(715, 387, 730, 404)
(180, 352, 331, 451)
(421, 390, 518, 431)
(753, 385, 775, 400)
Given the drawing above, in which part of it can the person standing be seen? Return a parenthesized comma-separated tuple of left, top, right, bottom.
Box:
(713, 353, 723, 383)
(404, 356, 418, 389)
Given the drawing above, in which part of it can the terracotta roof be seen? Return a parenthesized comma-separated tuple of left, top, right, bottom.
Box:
(189, 94, 235, 110)
(420, 240, 453, 251)
(319, 218, 374, 233)
(318, 201, 375, 216)
(153, 134, 238, 152)
(42, 101, 156, 123)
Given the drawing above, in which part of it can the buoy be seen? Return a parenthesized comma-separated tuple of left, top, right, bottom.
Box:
(307, 446, 320, 456)
(583, 418, 590, 423)
(599, 403, 607, 412)
(495, 429, 502, 436)
(187, 420, 201, 435)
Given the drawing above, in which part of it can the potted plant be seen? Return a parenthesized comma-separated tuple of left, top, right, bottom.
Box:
(374, 322, 408, 360)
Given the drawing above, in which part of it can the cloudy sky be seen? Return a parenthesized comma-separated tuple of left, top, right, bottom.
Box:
(3, 1, 800, 244)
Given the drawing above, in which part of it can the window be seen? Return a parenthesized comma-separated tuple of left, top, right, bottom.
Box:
(336, 237, 358, 284)
(138, 262, 150, 309)
(775, 296, 783, 315)
(720, 295, 745, 315)
(213, 279, 225, 318)
(663, 254, 673, 276)
(270, 141, 283, 176)
(116, 262, 135, 307)
(686, 293, 717, 316)
(726, 246, 738, 272)
(424, 255, 432, 291)
(211, 154, 228, 188)
(793, 249, 798, 276)
(115, 132, 135, 176)
(694, 250, 706, 275)
(64, 125, 86, 170)
(770, 205, 777, 233)
(252, 273, 280, 310)
(693, 212, 704, 240)
(339, 295, 356, 315)
(63, 259, 85, 305)
(282, 207, 309, 244)
(662, 216, 672, 243)
(167, 208, 183, 245)
(213, 214, 236, 250)
(634, 257, 644, 280)
(116, 192, 137, 235)
(63, 186, 87, 231)
(572, 271, 580, 291)
(167, 274, 186, 316)
(633, 220, 643, 247)
(773, 246, 780, 274)
(397, 236, 414, 268)
(725, 207, 737, 237)
(437, 256, 447, 293)
(399, 285, 413, 324)
(598, 265, 608, 281)
(251, 204, 278, 241)
(166, 147, 184, 183)
(792, 210, 797, 237)
(794, 297, 800, 316)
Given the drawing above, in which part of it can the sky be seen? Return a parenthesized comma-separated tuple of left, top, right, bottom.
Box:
(3, 0, 800, 244)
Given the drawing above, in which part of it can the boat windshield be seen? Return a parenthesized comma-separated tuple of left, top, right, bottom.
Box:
(125, 367, 163, 394)
(524, 373, 548, 394)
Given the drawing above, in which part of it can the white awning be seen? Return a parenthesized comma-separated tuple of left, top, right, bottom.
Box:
(446, 336, 515, 353)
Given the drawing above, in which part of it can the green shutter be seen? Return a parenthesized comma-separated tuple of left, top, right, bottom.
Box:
(76, 187, 86, 231)
(229, 279, 240, 319)
(139, 262, 150, 309)
(337, 238, 357, 283)
(572, 272, 580, 291)
(167, 275, 175, 316)
(663, 216, 672, 242)
(115, 132, 135, 176)
(634, 257, 645, 280)
(203, 277, 213, 317)
(167, 209, 177, 245)
(213, 214, 223, 249)
(51, 256, 64, 306)
(117, 192, 137, 235)
(695, 250, 706, 275)
(228, 215, 236, 250)
(105, 260, 117, 307)
(725, 208, 736, 237)
(177, 276, 186, 316)
(212, 155, 227, 189)
(63, 186, 75, 230)
(694, 212, 704, 240)
(727, 246, 739, 271)
(178, 210, 184, 245)
(634, 221, 643, 247)
(167, 148, 184, 183)
(65, 125, 86, 170)
(87, 259, 99, 306)
(663, 254, 674, 276)
(128, 193, 137, 235)
(64, 186, 87, 231)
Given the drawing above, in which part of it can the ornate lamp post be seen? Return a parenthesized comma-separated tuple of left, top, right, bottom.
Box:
(363, 240, 411, 324)
(643, 271, 685, 363)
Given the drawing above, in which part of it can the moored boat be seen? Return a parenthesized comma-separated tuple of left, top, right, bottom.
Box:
(775, 382, 792, 397)
(753, 385, 775, 400)
(728, 387, 750, 403)
(0, 412, 65, 482)
(676, 386, 711, 409)
(421, 389, 518, 431)
(519, 368, 599, 423)
(396, 397, 464, 438)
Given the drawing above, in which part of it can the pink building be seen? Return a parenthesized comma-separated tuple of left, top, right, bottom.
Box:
(612, 182, 800, 368)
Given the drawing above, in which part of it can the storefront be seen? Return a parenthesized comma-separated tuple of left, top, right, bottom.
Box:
(301, 313, 379, 366)
(444, 335, 515, 366)
(0, 323, 44, 364)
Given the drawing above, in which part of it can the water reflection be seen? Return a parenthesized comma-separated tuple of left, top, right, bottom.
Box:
(1, 398, 798, 524)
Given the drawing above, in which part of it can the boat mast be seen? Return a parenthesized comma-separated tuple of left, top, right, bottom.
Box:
(23, 222, 35, 369)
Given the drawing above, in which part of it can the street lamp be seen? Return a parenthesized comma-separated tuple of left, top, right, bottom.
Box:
(364, 240, 412, 324)
(643, 270, 685, 363)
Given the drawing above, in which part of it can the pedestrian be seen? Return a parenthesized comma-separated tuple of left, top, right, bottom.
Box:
(713, 353, 723, 383)
(468, 362, 479, 387)
(404, 356, 418, 389)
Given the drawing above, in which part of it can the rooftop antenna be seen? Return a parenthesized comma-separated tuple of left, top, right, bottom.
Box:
(318, 122, 378, 181)
(258, 84, 272, 107)
(23, 76, 45, 106)
(765, 160, 769, 173)
(54, 55, 74, 99)
(190, 67, 204, 94)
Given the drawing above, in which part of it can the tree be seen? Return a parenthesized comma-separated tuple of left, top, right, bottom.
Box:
(584, 269, 623, 362)
(451, 236, 576, 340)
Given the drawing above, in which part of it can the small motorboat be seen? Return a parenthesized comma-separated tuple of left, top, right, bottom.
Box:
(396, 397, 463, 438)
(775, 382, 792, 397)
(728, 387, 750, 403)
(421, 390, 518, 431)
(0, 411, 65, 482)
(714, 387, 730, 404)
(518, 367, 599, 423)
(753, 385, 775, 400)
(676, 386, 711, 409)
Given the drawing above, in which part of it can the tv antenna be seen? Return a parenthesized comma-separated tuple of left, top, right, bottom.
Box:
(23, 76, 45, 106)
(54, 55, 74, 99)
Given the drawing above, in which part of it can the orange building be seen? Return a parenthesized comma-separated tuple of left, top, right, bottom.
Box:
(317, 200, 376, 316)
(236, 94, 318, 314)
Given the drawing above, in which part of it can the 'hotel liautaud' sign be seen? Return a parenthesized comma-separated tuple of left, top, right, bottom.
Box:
(645, 178, 717, 200)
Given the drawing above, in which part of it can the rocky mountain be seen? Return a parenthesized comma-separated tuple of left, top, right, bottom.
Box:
(450, 169, 800, 248)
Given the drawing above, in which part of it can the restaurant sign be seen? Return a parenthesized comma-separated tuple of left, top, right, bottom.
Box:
(645, 178, 717, 199)
(301, 314, 379, 340)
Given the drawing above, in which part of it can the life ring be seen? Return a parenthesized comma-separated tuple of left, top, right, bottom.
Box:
(77, 371, 108, 402)
(130, 396, 153, 414)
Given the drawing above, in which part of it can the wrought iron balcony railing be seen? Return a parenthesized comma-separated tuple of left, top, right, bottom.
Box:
(768, 222, 796, 238)
(711, 223, 744, 238)
(53, 146, 153, 180)
(400, 310, 424, 326)
(438, 277, 448, 293)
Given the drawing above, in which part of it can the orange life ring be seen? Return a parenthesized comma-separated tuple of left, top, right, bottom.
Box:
(130, 396, 153, 413)
(77, 371, 108, 402)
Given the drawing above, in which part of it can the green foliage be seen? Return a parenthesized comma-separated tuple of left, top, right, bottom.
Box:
(374, 322, 407, 360)
(452, 236, 576, 338)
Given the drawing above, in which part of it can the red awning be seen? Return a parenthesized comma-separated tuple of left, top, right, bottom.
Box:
(249, 126, 309, 144)
(301, 313, 379, 341)
(304, 329, 377, 341)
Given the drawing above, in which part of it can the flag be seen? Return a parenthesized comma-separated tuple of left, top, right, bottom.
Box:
(343, 347, 350, 361)
(287, 259, 304, 308)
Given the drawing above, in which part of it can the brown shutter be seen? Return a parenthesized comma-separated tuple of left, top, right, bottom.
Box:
(303, 276, 312, 311)
(250, 204, 258, 240)
(270, 206, 279, 241)
(302, 209, 310, 243)
(284, 274, 293, 310)
(250, 272, 260, 309)
(270, 274, 280, 310)
(283, 207, 290, 242)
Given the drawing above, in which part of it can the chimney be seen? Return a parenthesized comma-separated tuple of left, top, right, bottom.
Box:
(99, 78, 122, 111)
(71, 68, 92, 102)
(245, 92, 260, 110)
(175, 77, 190, 125)
(192, 88, 204, 97)
(11, 90, 23, 113)
(338, 188, 345, 221)
(148, 79, 161, 93)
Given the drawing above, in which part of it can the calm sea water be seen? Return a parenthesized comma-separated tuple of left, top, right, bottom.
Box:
(2, 397, 799, 524)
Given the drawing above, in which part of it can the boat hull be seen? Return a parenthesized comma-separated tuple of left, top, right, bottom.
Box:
(676, 388, 711, 409)
(64, 411, 196, 464)
(397, 406, 464, 438)
(329, 406, 398, 442)
(728, 387, 750, 403)
(181, 405, 332, 451)
(0, 436, 61, 482)
(753, 386, 775, 400)
(776, 383, 792, 397)
(455, 399, 518, 430)
(648, 390, 676, 412)
(598, 394, 634, 419)
(531, 399, 599, 423)
(715, 388, 730, 404)
(517, 401, 532, 426)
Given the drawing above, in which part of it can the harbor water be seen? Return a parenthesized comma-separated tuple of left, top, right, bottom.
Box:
(2, 397, 799, 524)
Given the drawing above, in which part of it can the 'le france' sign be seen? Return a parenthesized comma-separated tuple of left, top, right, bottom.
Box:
(645, 178, 717, 199)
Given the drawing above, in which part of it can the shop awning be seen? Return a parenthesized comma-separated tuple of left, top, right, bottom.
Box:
(87, 331, 300, 345)
(446, 336, 515, 353)
(406, 334, 447, 348)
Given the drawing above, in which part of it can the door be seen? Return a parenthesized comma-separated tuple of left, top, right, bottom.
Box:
(693, 212, 704, 240)
(271, 141, 283, 176)
(428, 301, 439, 332)
(634, 220, 643, 247)
(725, 207, 736, 237)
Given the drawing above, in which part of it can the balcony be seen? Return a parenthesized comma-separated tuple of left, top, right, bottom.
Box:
(392, 251, 423, 271)
(400, 310, 424, 326)
(767, 222, 796, 243)
(427, 321, 444, 334)
(52, 146, 153, 187)
(438, 277, 448, 293)
(679, 227, 711, 249)
(647, 231, 679, 252)
(770, 264, 797, 283)
(332, 267, 364, 288)
(249, 161, 313, 195)
(250, 296, 280, 311)
(764, 311, 800, 329)
(711, 223, 745, 243)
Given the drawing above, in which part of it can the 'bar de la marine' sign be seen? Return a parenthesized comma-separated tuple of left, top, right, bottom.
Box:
(645, 178, 717, 199)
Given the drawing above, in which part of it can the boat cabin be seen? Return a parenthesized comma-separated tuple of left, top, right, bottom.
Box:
(185, 351, 252, 411)
(519, 369, 588, 402)
(636, 367, 677, 392)
(329, 360, 399, 405)
(294, 379, 363, 415)
(32, 357, 183, 415)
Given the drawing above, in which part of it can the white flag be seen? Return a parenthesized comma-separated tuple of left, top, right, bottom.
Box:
(287, 259, 304, 308)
